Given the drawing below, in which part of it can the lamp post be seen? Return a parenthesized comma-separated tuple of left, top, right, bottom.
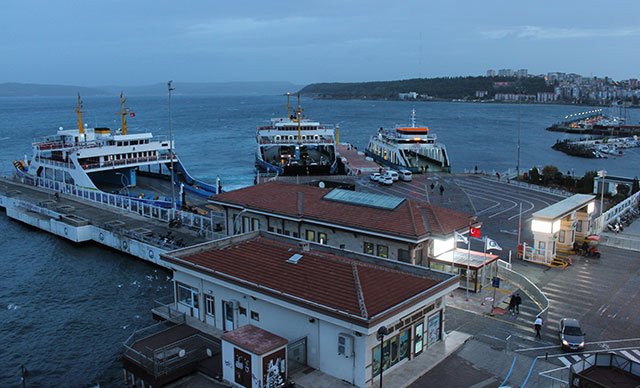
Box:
(115, 172, 129, 197)
(168, 81, 177, 211)
(377, 326, 389, 388)
(599, 170, 606, 216)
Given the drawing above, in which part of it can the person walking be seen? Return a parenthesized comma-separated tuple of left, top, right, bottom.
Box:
(534, 316, 543, 339)
(508, 294, 516, 315)
(439, 184, 445, 196)
(430, 182, 435, 193)
(514, 293, 522, 315)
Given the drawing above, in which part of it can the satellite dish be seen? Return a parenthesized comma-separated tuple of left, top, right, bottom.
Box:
(319, 181, 325, 189)
(179, 349, 186, 358)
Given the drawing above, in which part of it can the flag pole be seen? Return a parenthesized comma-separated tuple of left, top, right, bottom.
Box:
(482, 236, 487, 290)
(466, 224, 471, 300)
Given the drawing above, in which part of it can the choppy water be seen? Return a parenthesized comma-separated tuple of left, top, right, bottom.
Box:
(0, 95, 638, 386)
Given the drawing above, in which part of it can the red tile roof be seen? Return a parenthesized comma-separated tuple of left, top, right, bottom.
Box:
(210, 182, 472, 239)
(166, 236, 443, 323)
(222, 325, 288, 355)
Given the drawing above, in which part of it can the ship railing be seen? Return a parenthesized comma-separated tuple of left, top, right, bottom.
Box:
(29, 176, 221, 240)
(34, 156, 76, 169)
(258, 137, 335, 145)
(81, 153, 175, 170)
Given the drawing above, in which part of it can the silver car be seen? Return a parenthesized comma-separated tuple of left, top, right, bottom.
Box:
(559, 318, 585, 351)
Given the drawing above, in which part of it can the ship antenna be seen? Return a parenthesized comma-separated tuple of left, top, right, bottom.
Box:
(411, 109, 416, 128)
(296, 93, 302, 143)
(76, 93, 85, 135)
(168, 80, 177, 211)
(286, 92, 291, 118)
(120, 92, 128, 135)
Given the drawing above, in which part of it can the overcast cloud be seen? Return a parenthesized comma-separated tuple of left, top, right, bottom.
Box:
(1, 0, 638, 85)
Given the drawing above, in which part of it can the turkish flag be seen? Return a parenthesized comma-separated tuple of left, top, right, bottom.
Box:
(470, 227, 481, 238)
(129, 112, 136, 117)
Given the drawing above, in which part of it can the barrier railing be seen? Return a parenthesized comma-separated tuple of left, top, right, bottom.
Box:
(13, 175, 224, 240)
(590, 191, 640, 234)
(497, 259, 549, 321)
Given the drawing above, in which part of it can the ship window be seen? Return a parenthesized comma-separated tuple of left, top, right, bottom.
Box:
(377, 245, 389, 258)
(364, 242, 374, 255)
(306, 230, 315, 241)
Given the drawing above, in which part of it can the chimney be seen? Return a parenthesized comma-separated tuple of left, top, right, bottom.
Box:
(297, 191, 304, 216)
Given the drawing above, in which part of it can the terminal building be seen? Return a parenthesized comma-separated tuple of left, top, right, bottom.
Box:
(123, 231, 459, 387)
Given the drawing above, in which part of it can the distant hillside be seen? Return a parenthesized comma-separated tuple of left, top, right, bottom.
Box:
(299, 76, 553, 100)
(0, 83, 107, 97)
(0, 81, 304, 97)
(107, 81, 305, 96)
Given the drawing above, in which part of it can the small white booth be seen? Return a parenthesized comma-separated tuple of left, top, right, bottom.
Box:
(524, 194, 595, 265)
(222, 324, 288, 388)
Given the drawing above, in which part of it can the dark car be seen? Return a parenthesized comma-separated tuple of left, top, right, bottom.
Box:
(559, 318, 585, 351)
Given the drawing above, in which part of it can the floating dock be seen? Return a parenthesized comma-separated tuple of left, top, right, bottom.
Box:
(0, 177, 225, 268)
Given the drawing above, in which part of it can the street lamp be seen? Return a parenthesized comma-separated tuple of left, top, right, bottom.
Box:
(115, 172, 129, 197)
(376, 326, 389, 388)
(168, 81, 177, 211)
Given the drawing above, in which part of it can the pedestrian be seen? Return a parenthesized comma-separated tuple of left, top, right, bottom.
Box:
(514, 293, 522, 314)
(439, 184, 444, 196)
(496, 172, 501, 180)
(534, 316, 543, 339)
(474, 165, 478, 174)
(508, 294, 516, 315)
(430, 182, 435, 192)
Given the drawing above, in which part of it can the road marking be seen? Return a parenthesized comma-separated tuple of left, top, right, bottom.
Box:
(570, 355, 582, 362)
(620, 350, 640, 363)
(633, 349, 640, 358)
(558, 356, 572, 366)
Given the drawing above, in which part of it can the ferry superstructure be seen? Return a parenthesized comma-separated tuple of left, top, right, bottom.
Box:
(255, 93, 338, 176)
(365, 110, 450, 173)
(14, 94, 218, 207)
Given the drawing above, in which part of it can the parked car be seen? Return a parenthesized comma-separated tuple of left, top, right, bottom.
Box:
(379, 176, 393, 186)
(398, 169, 413, 182)
(385, 170, 399, 181)
(559, 318, 585, 351)
(370, 173, 381, 182)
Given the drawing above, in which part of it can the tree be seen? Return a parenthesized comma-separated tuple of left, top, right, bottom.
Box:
(541, 165, 560, 184)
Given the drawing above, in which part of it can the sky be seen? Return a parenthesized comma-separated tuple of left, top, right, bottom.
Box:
(2, 0, 639, 86)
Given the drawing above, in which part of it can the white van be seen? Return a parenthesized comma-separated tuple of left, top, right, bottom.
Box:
(385, 170, 399, 181)
(399, 169, 413, 182)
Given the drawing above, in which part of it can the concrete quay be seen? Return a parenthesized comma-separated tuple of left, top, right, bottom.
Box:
(0, 177, 223, 268)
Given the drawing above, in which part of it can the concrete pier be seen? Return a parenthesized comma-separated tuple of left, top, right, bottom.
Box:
(0, 177, 225, 268)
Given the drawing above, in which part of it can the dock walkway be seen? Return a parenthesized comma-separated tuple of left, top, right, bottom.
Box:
(0, 177, 224, 268)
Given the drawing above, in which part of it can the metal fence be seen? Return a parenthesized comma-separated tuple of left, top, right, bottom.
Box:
(497, 259, 549, 321)
(590, 191, 640, 234)
(13, 175, 224, 240)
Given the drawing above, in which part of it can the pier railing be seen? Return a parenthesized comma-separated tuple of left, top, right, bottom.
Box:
(17, 175, 223, 240)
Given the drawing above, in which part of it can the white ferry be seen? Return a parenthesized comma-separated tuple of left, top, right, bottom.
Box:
(365, 110, 450, 173)
(13, 94, 218, 208)
(255, 93, 339, 176)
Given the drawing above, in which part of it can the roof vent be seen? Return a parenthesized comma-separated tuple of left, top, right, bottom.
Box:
(287, 253, 303, 264)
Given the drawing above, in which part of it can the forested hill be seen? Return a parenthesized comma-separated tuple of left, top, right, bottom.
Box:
(299, 76, 553, 100)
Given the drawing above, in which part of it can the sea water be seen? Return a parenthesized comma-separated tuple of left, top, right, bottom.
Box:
(0, 95, 638, 385)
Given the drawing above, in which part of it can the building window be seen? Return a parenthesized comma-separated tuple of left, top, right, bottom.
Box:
(576, 220, 583, 233)
(277, 228, 283, 234)
(559, 230, 565, 243)
(318, 232, 327, 245)
(414, 322, 424, 355)
(398, 249, 411, 263)
(372, 328, 411, 379)
(252, 218, 260, 231)
(268, 227, 275, 232)
(364, 242, 374, 255)
(251, 311, 260, 321)
(293, 232, 299, 238)
(306, 230, 315, 241)
(377, 245, 389, 259)
(205, 295, 215, 318)
(177, 284, 198, 309)
(539, 241, 546, 252)
(339, 244, 345, 249)
(239, 306, 247, 316)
